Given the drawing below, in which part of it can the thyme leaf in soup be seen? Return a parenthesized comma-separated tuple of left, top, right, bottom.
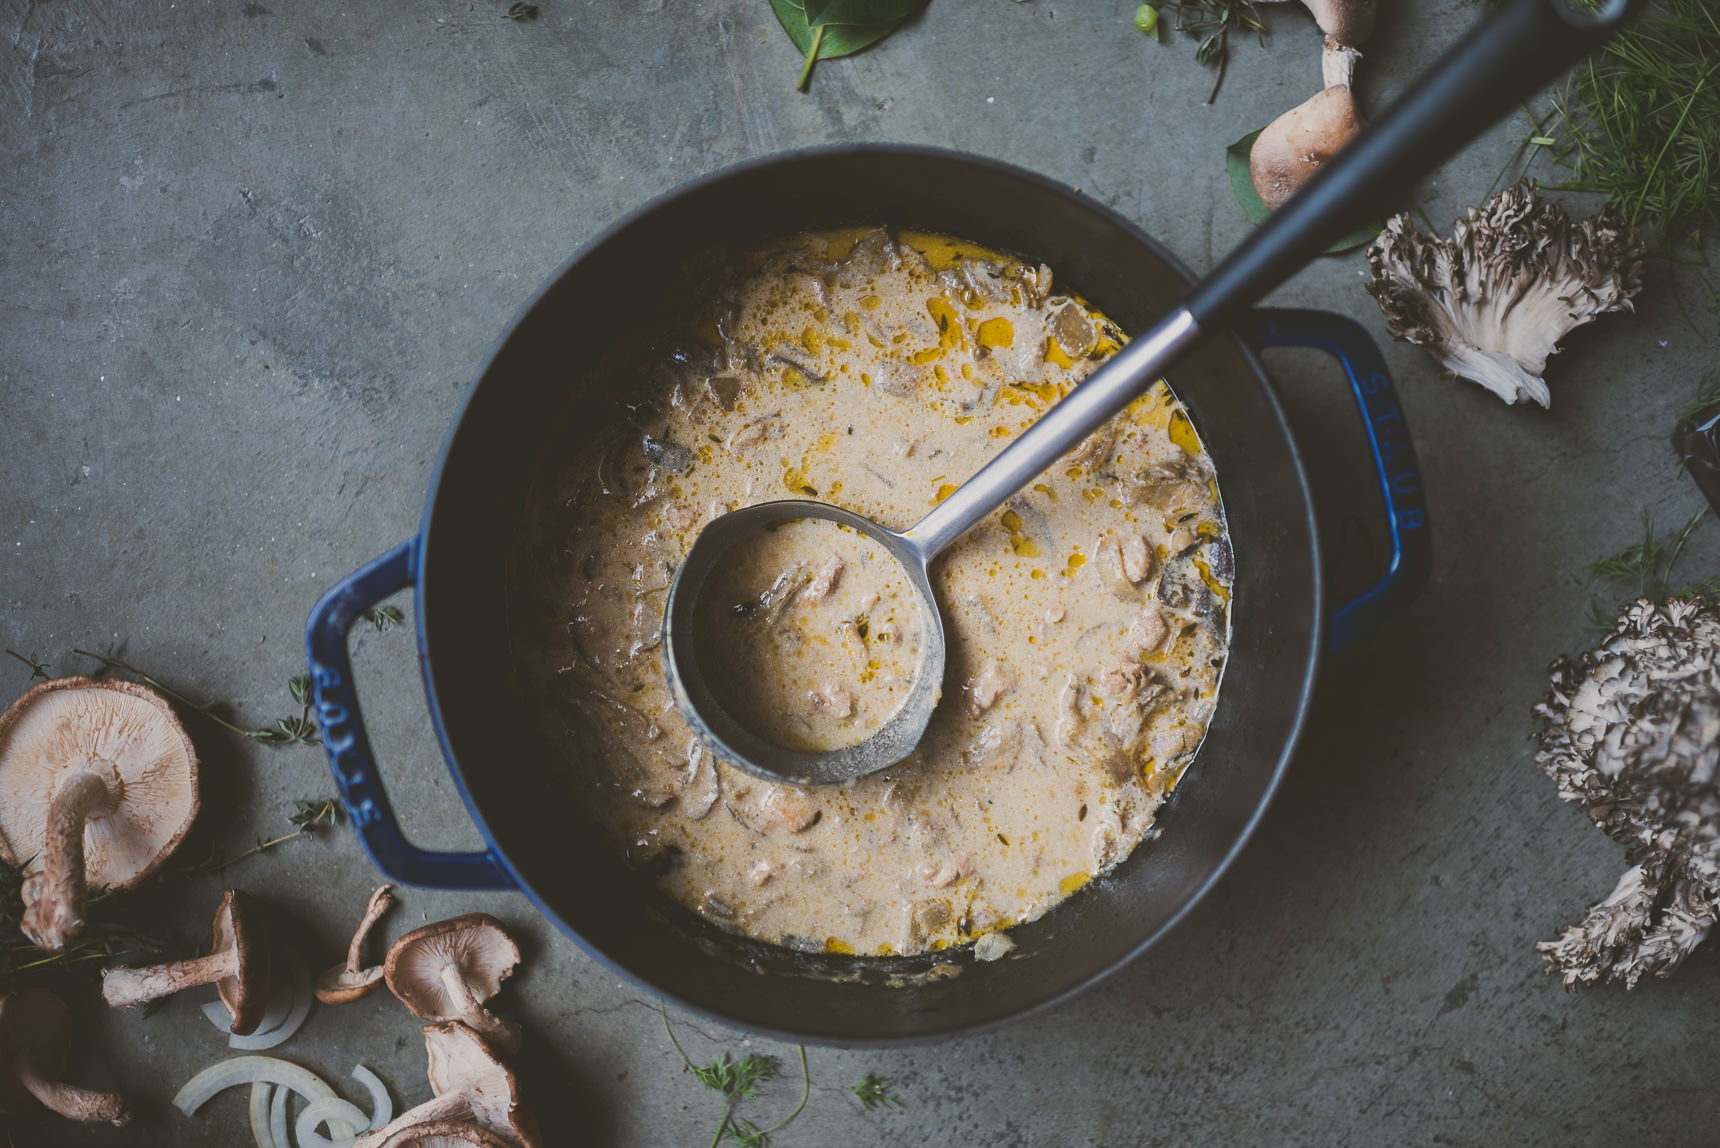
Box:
(769, 0, 922, 92)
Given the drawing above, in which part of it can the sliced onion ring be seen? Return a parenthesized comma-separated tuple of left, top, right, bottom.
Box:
(230, 949, 313, 1050)
(296, 1096, 367, 1148)
(350, 1065, 392, 1131)
(175, 1055, 340, 1118)
(201, 948, 312, 1049)
(205, 949, 297, 1035)
(249, 1082, 275, 1148)
(271, 1079, 292, 1147)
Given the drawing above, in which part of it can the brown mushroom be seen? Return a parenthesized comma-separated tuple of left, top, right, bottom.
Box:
(1257, 0, 1376, 49)
(373, 1119, 515, 1147)
(384, 913, 521, 1055)
(316, 884, 396, 1005)
(100, 889, 272, 1034)
(354, 1022, 540, 1148)
(0, 677, 200, 952)
(1301, 0, 1376, 49)
(1249, 44, 1363, 212)
(0, 988, 129, 1125)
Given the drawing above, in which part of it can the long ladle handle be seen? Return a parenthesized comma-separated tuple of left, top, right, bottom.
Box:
(901, 0, 1634, 562)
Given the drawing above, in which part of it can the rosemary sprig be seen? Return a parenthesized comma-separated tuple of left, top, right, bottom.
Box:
(1158, 0, 1267, 104)
(71, 651, 320, 748)
(0, 865, 164, 990)
(1530, 0, 1720, 254)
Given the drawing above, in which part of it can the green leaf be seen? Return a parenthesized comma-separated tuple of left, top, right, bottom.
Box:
(803, 0, 918, 25)
(770, 0, 917, 90)
(1224, 129, 1379, 255)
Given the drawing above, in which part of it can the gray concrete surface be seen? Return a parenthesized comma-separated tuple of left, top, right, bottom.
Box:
(4, 0, 1718, 1144)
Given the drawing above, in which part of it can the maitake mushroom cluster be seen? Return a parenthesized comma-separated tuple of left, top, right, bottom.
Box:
(1366, 182, 1645, 407)
(1249, 0, 1376, 209)
(1534, 596, 1720, 987)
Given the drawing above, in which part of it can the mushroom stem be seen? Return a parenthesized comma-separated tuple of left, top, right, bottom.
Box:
(16, 1059, 130, 1126)
(353, 1093, 472, 1148)
(21, 769, 118, 953)
(346, 885, 395, 975)
(437, 965, 520, 1054)
(101, 947, 238, 1010)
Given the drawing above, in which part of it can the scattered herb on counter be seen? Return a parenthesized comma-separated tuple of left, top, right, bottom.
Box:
(71, 650, 321, 748)
(1678, 365, 1720, 426)
(504, 1, 540, 18)
(176, 798, 343, 876)
(359, 603, 406, 632)
(1527, 0, 1720, 255)
(851, 1071, 902, 1110)
(0, 864, 162, 992)
(3, 649, 51, 682)
(1587, 507, 1707, 603)
(769, 0, 923, 92)
(1156, 0, 1267, 103)
(662, 1001, 810, 1147)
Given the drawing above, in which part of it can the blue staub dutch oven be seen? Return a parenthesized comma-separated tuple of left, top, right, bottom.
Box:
(304, 143, 1430, 1045)
(306, 0, 1637, 1043)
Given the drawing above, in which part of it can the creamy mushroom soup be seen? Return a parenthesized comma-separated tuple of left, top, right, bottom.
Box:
(515, 227, 1233, 957)
(699, 517, 926, 753)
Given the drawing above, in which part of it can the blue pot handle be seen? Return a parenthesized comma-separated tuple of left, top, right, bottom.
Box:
(1243, 309, 1432, 651)
(306, 539, 515, 889)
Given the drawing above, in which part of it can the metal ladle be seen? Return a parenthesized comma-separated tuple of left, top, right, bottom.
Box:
(663, 0, 1633, 786)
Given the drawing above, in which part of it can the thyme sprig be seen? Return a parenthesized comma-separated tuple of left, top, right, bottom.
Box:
(176, 799, 343, 876)
(71, 650, 321, 748)
(3, 650, 51, 681)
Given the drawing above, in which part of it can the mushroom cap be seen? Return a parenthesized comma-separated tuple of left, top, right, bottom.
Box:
(213, 890, 272, 1035)
(0, 677, 199, 889)
(0, 988, 71, 1113)
(315, 963, 386, 1005)
(423, 1022, 536, 1148)
(384, 914, 520, 1023)
(1250, 85, 1363, 211)
(375, 1121, 513, 1148)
